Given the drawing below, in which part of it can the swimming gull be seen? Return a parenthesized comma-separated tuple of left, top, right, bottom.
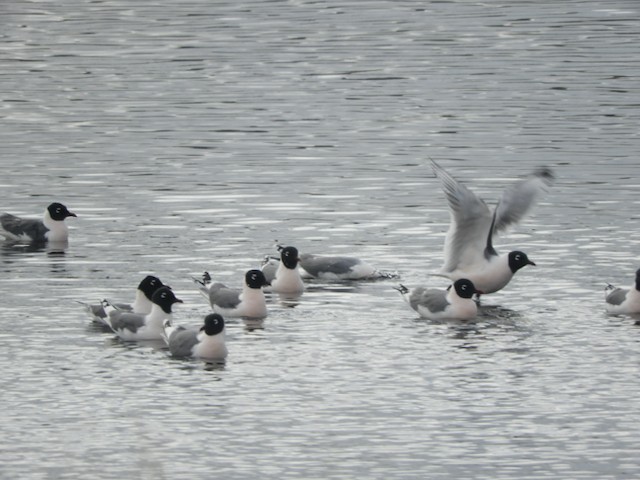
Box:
(102, 286, 183, 341)
(193, 269, 270, 319)
(396, 278, 481, 320)
(1, 202, 77, 244)
(163, 313, 227, 360)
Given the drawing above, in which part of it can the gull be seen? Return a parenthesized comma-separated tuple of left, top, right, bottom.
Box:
(78, 275, 165, 325)
(163, 313, 227, 361)
(605, 268, 640, 316)
(102, 286, 183, 341)
(193, 269, 270, 319)
(1, 202, 76, 244)
(261, 245, 304, 294)
(431, 160, 553, 294)
(396, 278, 481, 320)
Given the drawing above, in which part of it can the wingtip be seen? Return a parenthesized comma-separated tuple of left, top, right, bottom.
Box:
(191, 271, 211, 288)
(394, 284, 409, 294)
(533, 166, 555, 185)
(430, 158, 443, 175)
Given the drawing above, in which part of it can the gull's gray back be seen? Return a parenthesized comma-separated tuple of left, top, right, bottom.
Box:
(606, 287, 628, 306)
(261, 260, 278, 284)
(168, 327, 199, 357)
(300, 254, 360, 276)
(209, 283, 241, 309)
(0, 214, 48, 241)
(410, 287, 450, 313)
(108, 311, 145, 332)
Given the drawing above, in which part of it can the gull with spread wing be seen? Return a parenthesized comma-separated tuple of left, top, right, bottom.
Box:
(431, 160, 553, 295)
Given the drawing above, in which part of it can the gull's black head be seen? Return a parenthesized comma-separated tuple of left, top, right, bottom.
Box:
(534, 166, 555, 184)
(635, 268, 640, 291)
(151, 286, 183, 313)
(202, 313, 225, 336)
(453, 278, 480, 299)
(47, 203, 77, 221)
(137, 275, 164, 300)
(280, 246, 300, 269)
(508, 251, 536, 273)
(245, 269, 270, 289)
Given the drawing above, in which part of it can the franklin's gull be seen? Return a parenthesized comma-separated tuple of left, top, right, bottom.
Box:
(194, 269, 269, 319)
(605, 268, 640, 316)
(163, 313, 227, 360)
(1, 202, 76, 244)
(79, 275, 165, 324)
(261, 245, 304, 294)
(431, 160, 552, 294)
(396, 278, 481, 320)
(102, 286, 183, 341)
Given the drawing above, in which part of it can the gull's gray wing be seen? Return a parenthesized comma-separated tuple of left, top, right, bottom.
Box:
(209, 283, 241, 309)
(605, 287, 628, 306)
(107, 310, 145, 333)
(492, 167, 554, 234)
(410, 287, 450, 313)
(167, 327, 199, 357)
(80, 301, 132, 319)
(0, 213, 48, 242)
(432, 161, 492, 273)
(299, 254, 360, 276)
(261, 258, 279, 284)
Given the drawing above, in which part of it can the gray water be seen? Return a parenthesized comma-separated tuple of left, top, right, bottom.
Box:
(1, 0, 639, 478)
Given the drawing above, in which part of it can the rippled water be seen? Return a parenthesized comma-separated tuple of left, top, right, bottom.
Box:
(1, 1, 640, 478)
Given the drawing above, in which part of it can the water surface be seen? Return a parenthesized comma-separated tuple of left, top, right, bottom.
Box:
(1, 1, 639, 478)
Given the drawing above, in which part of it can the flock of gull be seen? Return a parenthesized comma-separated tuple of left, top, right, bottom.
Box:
(3, 161, 639, 362)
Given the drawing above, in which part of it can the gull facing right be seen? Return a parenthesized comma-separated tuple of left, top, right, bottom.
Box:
(1, 202, 77, 244)
(163, 313, 228, 361)
(604, 268, 640, 316)
(194, 269, 270, 319)
(431, 160, 553, 295)
(396, 278, 481, 320)
(102, 286, 183, 341)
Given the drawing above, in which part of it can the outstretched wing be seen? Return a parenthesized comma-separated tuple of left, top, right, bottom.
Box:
(431, 161, 492, 273)
(492, 167, 554, 234)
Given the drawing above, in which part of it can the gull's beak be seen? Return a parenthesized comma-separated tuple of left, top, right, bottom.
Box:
(528, 260, 536, 266)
